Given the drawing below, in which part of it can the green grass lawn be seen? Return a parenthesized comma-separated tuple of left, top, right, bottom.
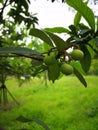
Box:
(0, 76, 98, 130)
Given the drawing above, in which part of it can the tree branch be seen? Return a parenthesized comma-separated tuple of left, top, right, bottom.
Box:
(0, 0, 9, 18)
(0, 53, 44, 61)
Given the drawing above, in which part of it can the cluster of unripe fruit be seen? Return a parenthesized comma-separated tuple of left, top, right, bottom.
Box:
(44, 49, 84, 75)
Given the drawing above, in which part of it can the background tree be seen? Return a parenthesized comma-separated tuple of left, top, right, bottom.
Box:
(0, 0, 39, 105)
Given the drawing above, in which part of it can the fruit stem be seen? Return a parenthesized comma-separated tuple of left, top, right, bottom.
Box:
(42, 47, 57, 55)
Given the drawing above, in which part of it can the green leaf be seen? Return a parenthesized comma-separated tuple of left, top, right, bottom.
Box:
(27, 0, 30, 4)
(69, 25, 77, 35)
(43, 43, 51, 52)
(79, 29, 92, 38)
(46, 31, 67, 52)
(93, 37, 98, 46)
(78, 23, 90, 30)
(88, 39, 98, 58)
(70, 61, 85, 75)
(22, 0, 29, 11)
(97, 19, 98, 31)
(74, 68, 87, 87)
(0, 0, 4, 4)
(80, 45, 91, 73)
(0, 47, 42, 55)
(66, 0, 95, 30)
(74, 11, 81, 26)
(74, 0, 89, 26)
(29, 28, 53, 46)
(45, 27, 70, 33)
(48, 62, 60, 83)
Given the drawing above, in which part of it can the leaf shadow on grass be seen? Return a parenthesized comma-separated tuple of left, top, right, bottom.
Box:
(16, 115, 50, 130)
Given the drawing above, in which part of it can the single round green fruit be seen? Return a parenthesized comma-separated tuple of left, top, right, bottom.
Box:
(44, 55, 56, 65)
(60, 63, 73, 75)
(71, 49, 84, 60)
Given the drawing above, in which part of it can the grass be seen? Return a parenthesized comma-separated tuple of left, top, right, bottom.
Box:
(0, 76, 98, 130)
